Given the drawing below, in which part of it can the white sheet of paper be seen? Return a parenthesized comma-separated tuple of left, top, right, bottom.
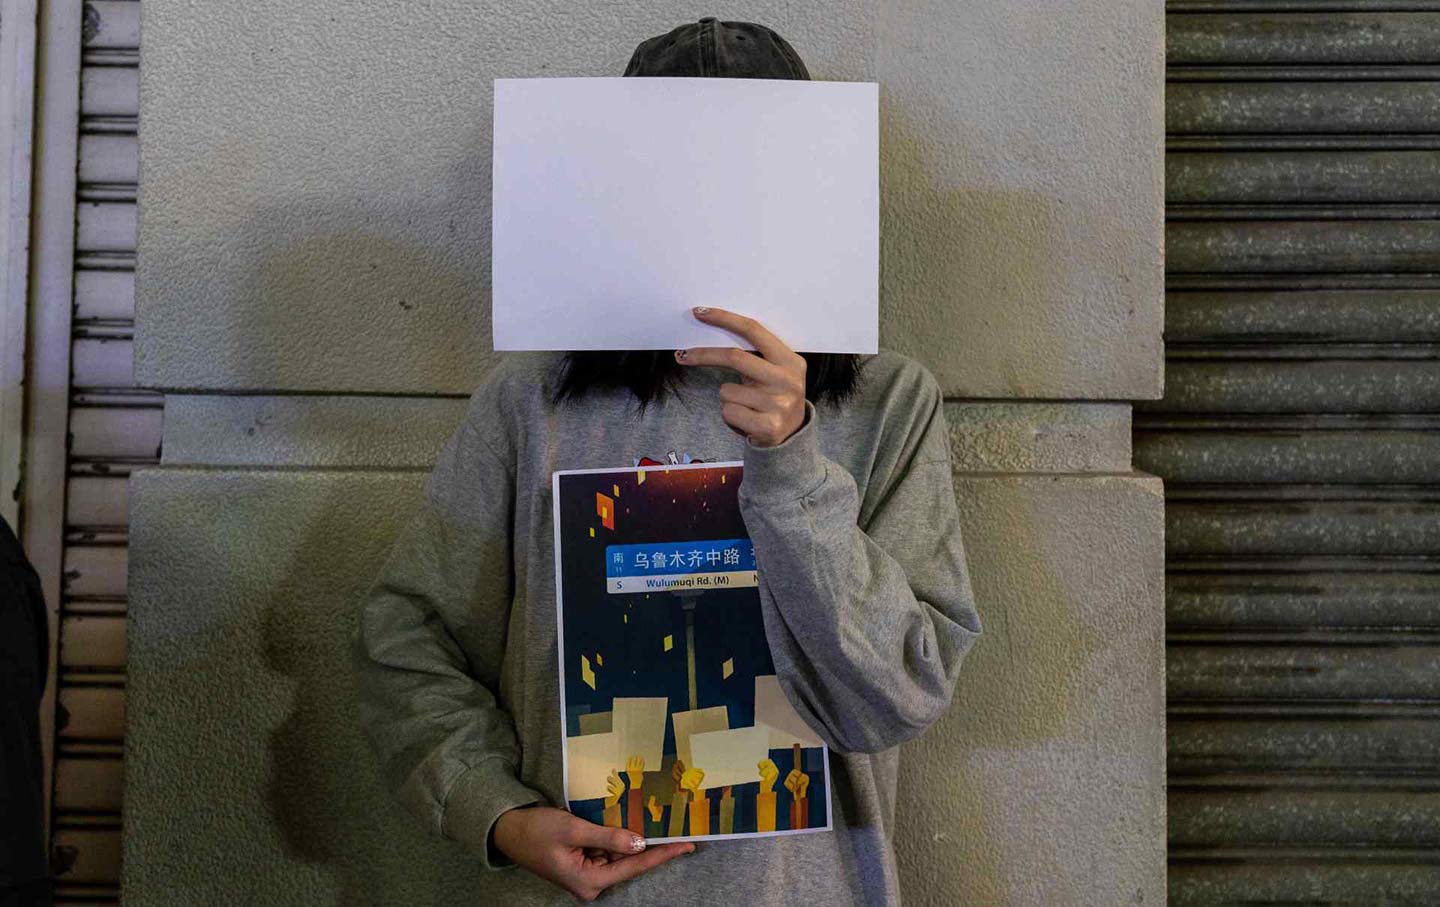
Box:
(754, 675, 824, 749)
(612, 697, 668, 768)
(566, 730, 620, 801)
(671, 705, 729, 769)
(688, 725, 773, 791)
(492, 77, 878, 353)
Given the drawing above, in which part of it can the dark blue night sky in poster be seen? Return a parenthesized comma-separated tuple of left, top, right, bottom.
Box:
(554, 463, 829, 840)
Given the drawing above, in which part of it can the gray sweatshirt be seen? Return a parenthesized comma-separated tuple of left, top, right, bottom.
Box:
(353, 349, 981, 905)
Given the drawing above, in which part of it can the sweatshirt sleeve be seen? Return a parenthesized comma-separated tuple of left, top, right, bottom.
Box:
(352, 388, 543, 870)
(737, 371, 982, 755)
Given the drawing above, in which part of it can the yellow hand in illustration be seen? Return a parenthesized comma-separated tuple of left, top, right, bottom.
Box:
(647, 794, 663, 823)
(784, 768, 810, 799)
(626, 755, 645, 789)
(757, 759, 779, 794)
(679, 767, 705, 796)
(604, 769, 624, 808)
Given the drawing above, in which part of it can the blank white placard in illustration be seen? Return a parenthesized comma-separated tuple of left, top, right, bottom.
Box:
(688, 725, 772, 791)
(566, 730, 620, 801)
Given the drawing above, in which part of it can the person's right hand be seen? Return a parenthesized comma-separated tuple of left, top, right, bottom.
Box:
(493, 806, 694, 902)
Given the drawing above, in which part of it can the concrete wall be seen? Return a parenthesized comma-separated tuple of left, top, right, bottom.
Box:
(128, 2, 1166, 904)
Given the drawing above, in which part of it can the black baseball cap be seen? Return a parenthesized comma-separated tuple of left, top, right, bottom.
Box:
(623, 17, 811, 80)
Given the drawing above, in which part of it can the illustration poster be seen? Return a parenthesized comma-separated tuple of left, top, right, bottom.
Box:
(553, 461, 832, 843)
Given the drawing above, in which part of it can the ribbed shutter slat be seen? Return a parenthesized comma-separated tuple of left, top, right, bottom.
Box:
(57, 687, 127, 742)
(79, 67, 137, 118)
(74, 270, 136, 322)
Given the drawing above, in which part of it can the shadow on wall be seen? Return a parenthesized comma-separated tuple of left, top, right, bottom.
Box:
(878, 105, 1071, 397)
(124, 471, 513, 905)
(264, 485, 508, 901)
(227, 169, 519, 894)
(225, 162, 491, 893)
(256, 481, 554, 904)
(258, 488, 397, 896)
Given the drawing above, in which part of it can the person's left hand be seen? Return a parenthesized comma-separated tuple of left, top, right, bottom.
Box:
(674, 306, 808, 448)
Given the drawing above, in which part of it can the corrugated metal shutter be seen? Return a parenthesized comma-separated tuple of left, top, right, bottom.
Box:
(1139, 6, 1440, 905)
(50, 2, 149, 903)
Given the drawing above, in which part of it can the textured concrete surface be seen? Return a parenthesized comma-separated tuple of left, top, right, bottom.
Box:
(125, 466, 1165, 906)
(161, 395, 467, 467)
(875, 0, 1163, 399)
(161, 394, 1131, 472)
(134, 0, 1162, 399)
(898, 473, 1166, 906)
(945, 403, 1130, 474)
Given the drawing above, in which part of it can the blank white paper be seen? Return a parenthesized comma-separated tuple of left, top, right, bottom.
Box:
(611, 697, 668, 768)
(688, 725, 773, 791)
(491, 77, 878, 353)
(671, 705, 730, 770)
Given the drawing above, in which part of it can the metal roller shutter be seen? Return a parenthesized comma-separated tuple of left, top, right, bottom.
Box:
(1141, 5, 1440, 904)
(48, 2, 148, 903)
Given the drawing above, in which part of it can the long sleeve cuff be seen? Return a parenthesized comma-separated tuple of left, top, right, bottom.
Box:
(739, 399, 826, 501)
(440, 758, 545, 870)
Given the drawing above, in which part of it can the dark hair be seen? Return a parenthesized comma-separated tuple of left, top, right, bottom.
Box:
(551, 350, 863, 410)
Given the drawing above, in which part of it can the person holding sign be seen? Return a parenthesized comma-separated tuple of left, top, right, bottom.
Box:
(353, 16, 981, 907)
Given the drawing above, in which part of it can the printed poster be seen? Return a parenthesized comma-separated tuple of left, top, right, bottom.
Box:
(553, 461, 832, 843)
